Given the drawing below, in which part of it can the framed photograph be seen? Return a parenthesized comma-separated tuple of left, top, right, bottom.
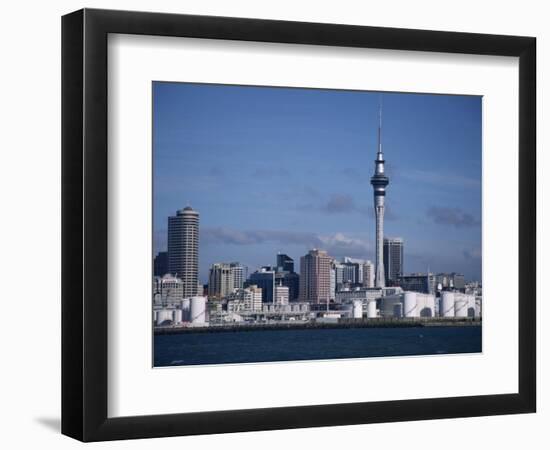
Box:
(62, 8, 536, 442)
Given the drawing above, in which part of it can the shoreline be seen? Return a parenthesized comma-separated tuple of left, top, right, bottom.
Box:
(154, 318, 481, 335)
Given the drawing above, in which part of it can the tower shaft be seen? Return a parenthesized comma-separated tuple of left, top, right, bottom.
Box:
(374, 196, 386, 288)
(370, 102, 389, 288)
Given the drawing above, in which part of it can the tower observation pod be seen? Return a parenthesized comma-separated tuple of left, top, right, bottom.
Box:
(370, 101, 389, 288)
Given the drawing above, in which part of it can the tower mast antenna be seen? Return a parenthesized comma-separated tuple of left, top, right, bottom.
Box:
(378, 96, 383, 155)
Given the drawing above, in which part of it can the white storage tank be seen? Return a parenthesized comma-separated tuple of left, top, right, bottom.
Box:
(156, 309, 173, 325)
(440, 292, 455, 318)
(419, 294, 435, 318)
(352, 300, 363, 319)
(454, 295, 469, 318)
(181, 298, 191, 322)
(403, 292, 418, 318)
(475, 297, 482, 318)
(467, 294, 476, 318)
(366, 300, 377, 318)
(190, 296, 207, 324)
(173, 308, 183, 324)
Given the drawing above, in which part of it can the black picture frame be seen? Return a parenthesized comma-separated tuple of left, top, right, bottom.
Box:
(62, 8, 536, 442)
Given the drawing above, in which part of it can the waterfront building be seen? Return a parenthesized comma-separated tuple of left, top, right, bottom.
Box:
(383, 237, 404, 286)
(227, 285, 263, 312)
(370, 104, 389, 288)
(249, 267, 276, 303)
(167, 206, 199, 297)
(153, 251, 168, 277)
(335, 287, 383, 304)
(275, 271, 300, 302)
(152, 274, 184, 306)
(299, 249, 332, 305)
(436, 272, 466, 291)
(274, 284, 290, 305)
(397, 273, 436, 295)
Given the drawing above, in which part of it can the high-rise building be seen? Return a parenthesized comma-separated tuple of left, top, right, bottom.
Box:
(276, 253, 294, 273)
(167, 206, 199, 297)
(383, 237, 404, 285)
(299, 249, 332, 304)
(229, 262, 246, 290)
(248, 268, 276, 303)
(370, 104, 389, 288)
(208, 263, 235, 299)
(153, 251, 168, 277)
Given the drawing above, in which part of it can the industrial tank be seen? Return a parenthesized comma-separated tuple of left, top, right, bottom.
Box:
(190, 296, 207, 324)
(403, 292, 418, 318)
(156, 309, 173, 325)
(181, 298, 191, 322)
(454, 295, 469, 318)
(366, 300, 377, 318)
(440, 292, 455, 318)
(475, 297, 482, 318)
(419, 294, 435, 318)
(352, 300, 363, 319)
(173, 308, 183, 324)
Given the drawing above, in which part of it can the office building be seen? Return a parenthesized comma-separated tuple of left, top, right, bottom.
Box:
(276, 253, 294, 273)
(152, 274, 184, 306)
(397, 273, 436, 295)
(229, 262, 246, 290)
(227, 285, 263, 312)
(208, 263, 234, 299)
(274, 284, 290, 305)
(249, 268, 276, 303)
(153, 251, 168, 277)
(383, 237, 404, 285)
(167, 206, 199, 297)
(299, 249, 332, 304)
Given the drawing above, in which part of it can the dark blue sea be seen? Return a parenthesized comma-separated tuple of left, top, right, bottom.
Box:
(154, 326, 482, 367)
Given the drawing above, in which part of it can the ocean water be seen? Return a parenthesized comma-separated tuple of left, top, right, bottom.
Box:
(154, 326, 482, 367)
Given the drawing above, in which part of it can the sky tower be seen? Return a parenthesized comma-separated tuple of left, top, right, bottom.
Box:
(370, 102, 389, 288)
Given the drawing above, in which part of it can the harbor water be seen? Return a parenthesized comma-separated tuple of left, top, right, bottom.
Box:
(154, 325, 482, 367)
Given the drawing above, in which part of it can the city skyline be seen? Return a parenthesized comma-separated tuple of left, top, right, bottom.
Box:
(153, 82, 482, 283)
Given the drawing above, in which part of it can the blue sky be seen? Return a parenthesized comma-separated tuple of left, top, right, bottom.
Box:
(153, 82, 482, 283)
